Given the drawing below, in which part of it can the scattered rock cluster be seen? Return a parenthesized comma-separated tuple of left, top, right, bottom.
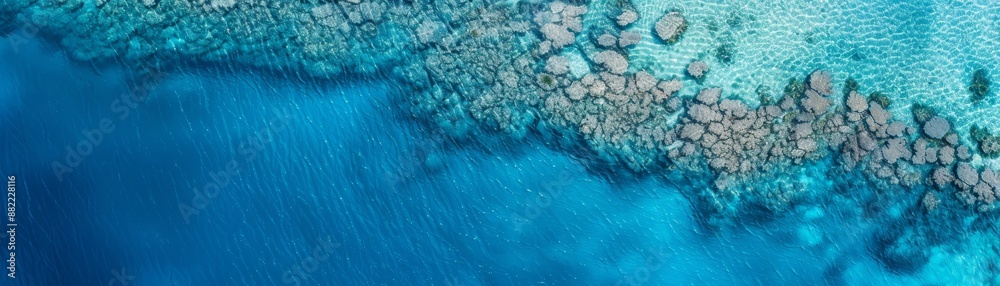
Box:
(668, 68, 1000, 213)
(536, 2, 586, 53)
(525, 3, 700, 170)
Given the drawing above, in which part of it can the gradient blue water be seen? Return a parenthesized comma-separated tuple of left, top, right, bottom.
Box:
(0, 32, 983, 286)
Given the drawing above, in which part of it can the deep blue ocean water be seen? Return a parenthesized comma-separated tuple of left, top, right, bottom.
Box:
(0, 24, 992, 286)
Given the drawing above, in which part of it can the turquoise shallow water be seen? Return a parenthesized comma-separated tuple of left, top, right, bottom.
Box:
(3, 0, 1000, 285)
(618, 0, 1000, 154)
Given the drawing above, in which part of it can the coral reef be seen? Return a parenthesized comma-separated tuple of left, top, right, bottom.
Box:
(971, 125, 1000, 158)
(922, 191, 940, 211)
(716, 43, 734, 64)
(8, 1, 1000, 278)
(868, 92, 891, 108)
(843, 77, 859, 97)
(911, 103, 936, 124)
(10, 0, 1000, 220)
(970, 68, 991, 103)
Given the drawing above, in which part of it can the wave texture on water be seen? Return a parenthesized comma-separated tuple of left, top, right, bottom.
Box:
(3, 0, 1000, 285)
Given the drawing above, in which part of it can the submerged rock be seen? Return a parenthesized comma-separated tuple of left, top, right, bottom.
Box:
(982, 169, 1000, 187)
(846, 91, 868, 112)
(973, 182, 995, 204)
(680, 124, 706, 141)
(545, 56, 570, 75)
(923, 116, 950, 140)
(618, 31, 643, 48)
(957, 163, 979, 186)
(617, 10, 638, 27)
(808, 70, 833, 96)
(939, 146, 956, 165)
(597, 33, 617, 47)
(696, 88, 722, 105)
(540, 23, 576, 49)
(957, 145, 971, 160)
(655, 11, 687, 43)
(689, 104, 722, 123)
(594, 50, 629, 74)
(922, 192, 940, 211)
(882, 138, 910, 164)
(933, 167, 955, 187)
(687, 61, 709, 80)
(634, 71, 658, 92)
(945, 133, 959, 146)
(417, 20, 447, 44)
(566, 81, 587, 100)
(802, 90, 831, 115)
